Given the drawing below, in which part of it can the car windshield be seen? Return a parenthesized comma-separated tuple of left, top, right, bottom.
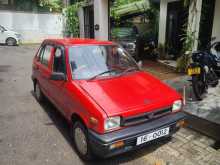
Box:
(111, 27, 136, 40)
(68, 45, 139, 80)
(0, 25, 7, 31)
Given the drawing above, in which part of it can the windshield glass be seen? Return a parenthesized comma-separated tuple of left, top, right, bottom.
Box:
(111, 28, 136, 40)
(0, 25, 7, 31)
(69, 45, 138, 80)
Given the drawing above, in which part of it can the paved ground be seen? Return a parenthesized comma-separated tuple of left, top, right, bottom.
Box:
(0, 45, 219, 165)
(142, 60, 184, 80)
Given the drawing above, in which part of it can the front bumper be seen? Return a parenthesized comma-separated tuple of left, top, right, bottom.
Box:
(88, 112, 186, 158)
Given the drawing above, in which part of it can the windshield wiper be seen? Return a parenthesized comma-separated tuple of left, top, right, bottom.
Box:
(89, 69, 117, 80)
(120, 67, 139, 75)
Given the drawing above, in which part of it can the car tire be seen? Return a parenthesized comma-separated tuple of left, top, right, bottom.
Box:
(71, 121, 94, 161)
(35, 82, 45, 103)
(6, 37, 17, 46)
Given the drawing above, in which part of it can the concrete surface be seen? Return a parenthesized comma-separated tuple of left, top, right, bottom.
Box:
(0, 45, 220, 165)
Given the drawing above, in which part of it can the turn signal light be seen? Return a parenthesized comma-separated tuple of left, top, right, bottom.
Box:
(176, 120, 187, 128)
(89, 117, 98, 126)
(110, 141, 125, 150)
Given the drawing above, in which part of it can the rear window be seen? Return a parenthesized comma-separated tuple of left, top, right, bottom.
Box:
(39, 45, 53, 67)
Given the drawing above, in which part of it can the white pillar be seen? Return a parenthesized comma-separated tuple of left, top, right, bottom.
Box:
(78, 7, 85, 38)
(158, 0, 168, 46)
(212, 0, 220, 41)
(187, 0, 202, 51)
(94, 0, 109, 40)
(158, 0, 179, 47)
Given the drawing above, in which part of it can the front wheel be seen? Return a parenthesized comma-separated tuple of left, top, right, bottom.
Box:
(6, 37, 17, 46)
(192, 74, 207, 101)
(72, 121, 94, 161)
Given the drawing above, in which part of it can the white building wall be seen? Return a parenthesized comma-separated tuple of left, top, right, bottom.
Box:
(0, 11, 63, 43)
(94, 0, 109, 40)
(212, 0, 220, 40)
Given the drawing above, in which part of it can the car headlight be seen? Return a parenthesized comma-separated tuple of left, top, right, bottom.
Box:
(104, 116, 121, 131)
(172, 100, 182, 112)
(127, 43, 136, 49)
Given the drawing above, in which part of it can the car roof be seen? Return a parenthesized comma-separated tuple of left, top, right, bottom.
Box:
(43, 38, 114, 46)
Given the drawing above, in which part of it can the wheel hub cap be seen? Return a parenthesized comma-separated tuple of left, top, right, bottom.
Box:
(74, 127, 87, 155)
(36, 84, 40, 99)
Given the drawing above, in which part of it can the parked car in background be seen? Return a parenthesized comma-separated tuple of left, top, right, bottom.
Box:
(32, 38, 186, 160)
(111, 27, 137, 58)
(0, 25, 21, 46)
(111, 25, 158, 60)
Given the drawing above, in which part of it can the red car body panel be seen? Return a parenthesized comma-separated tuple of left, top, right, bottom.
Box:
(32, 38, 183, 135)
(77, 71, 181, 118)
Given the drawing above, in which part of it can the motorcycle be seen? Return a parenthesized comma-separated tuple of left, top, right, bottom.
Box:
(188, 38, 220, 100)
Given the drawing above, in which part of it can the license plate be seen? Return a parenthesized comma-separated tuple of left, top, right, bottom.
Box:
(136, 127, 170, 145)
(187, 67, 201, 76)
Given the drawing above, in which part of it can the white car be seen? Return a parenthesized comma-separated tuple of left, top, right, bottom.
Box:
(0, 25, 21, 46)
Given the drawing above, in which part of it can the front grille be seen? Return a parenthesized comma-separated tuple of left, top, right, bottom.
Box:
(121, 107, 172, 127)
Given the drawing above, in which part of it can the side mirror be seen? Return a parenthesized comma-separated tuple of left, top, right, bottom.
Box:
(50, 72, 66, 81)
(137, 61, 143, 69)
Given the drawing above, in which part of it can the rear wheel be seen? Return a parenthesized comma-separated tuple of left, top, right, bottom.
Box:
(6, 37, 17, 46)
(192, 74, 207, 101)
(71, 121, 94, 161)
(34, 82, 45, 103)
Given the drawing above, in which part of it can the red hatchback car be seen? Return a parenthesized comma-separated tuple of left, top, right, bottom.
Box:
(32, 38, 186, 160)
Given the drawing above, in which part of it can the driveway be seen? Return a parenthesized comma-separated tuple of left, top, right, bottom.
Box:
(0, 45, 219, 165)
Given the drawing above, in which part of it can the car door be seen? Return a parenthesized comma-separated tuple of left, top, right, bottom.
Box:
(49, 45, 70, 116)
(36, 43, 53, 98)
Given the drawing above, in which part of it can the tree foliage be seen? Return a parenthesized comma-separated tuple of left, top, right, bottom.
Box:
(64, 1, 88, 37)
(112, 0, 143, 6)
(39, 0, 63, 12)
(13, 0, 63, 12)
(177, 0, 197, 72)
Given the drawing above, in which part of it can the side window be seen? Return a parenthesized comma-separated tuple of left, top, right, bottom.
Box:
(36, 46, 42, 59)
(40, 45, 53, 67)
(53, 47, 66, 73)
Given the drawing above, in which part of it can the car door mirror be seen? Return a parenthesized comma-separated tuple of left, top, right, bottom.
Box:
(50, 72, 66, 81)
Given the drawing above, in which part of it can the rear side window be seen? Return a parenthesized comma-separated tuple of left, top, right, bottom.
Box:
(39, 45, 53, 67)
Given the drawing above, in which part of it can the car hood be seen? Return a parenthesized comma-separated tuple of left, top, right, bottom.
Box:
(5, 30, 19, 35)
(77, 71, 181, 117)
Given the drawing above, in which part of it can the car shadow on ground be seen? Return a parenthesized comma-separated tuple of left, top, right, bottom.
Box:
(31, 90, 171, 165)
